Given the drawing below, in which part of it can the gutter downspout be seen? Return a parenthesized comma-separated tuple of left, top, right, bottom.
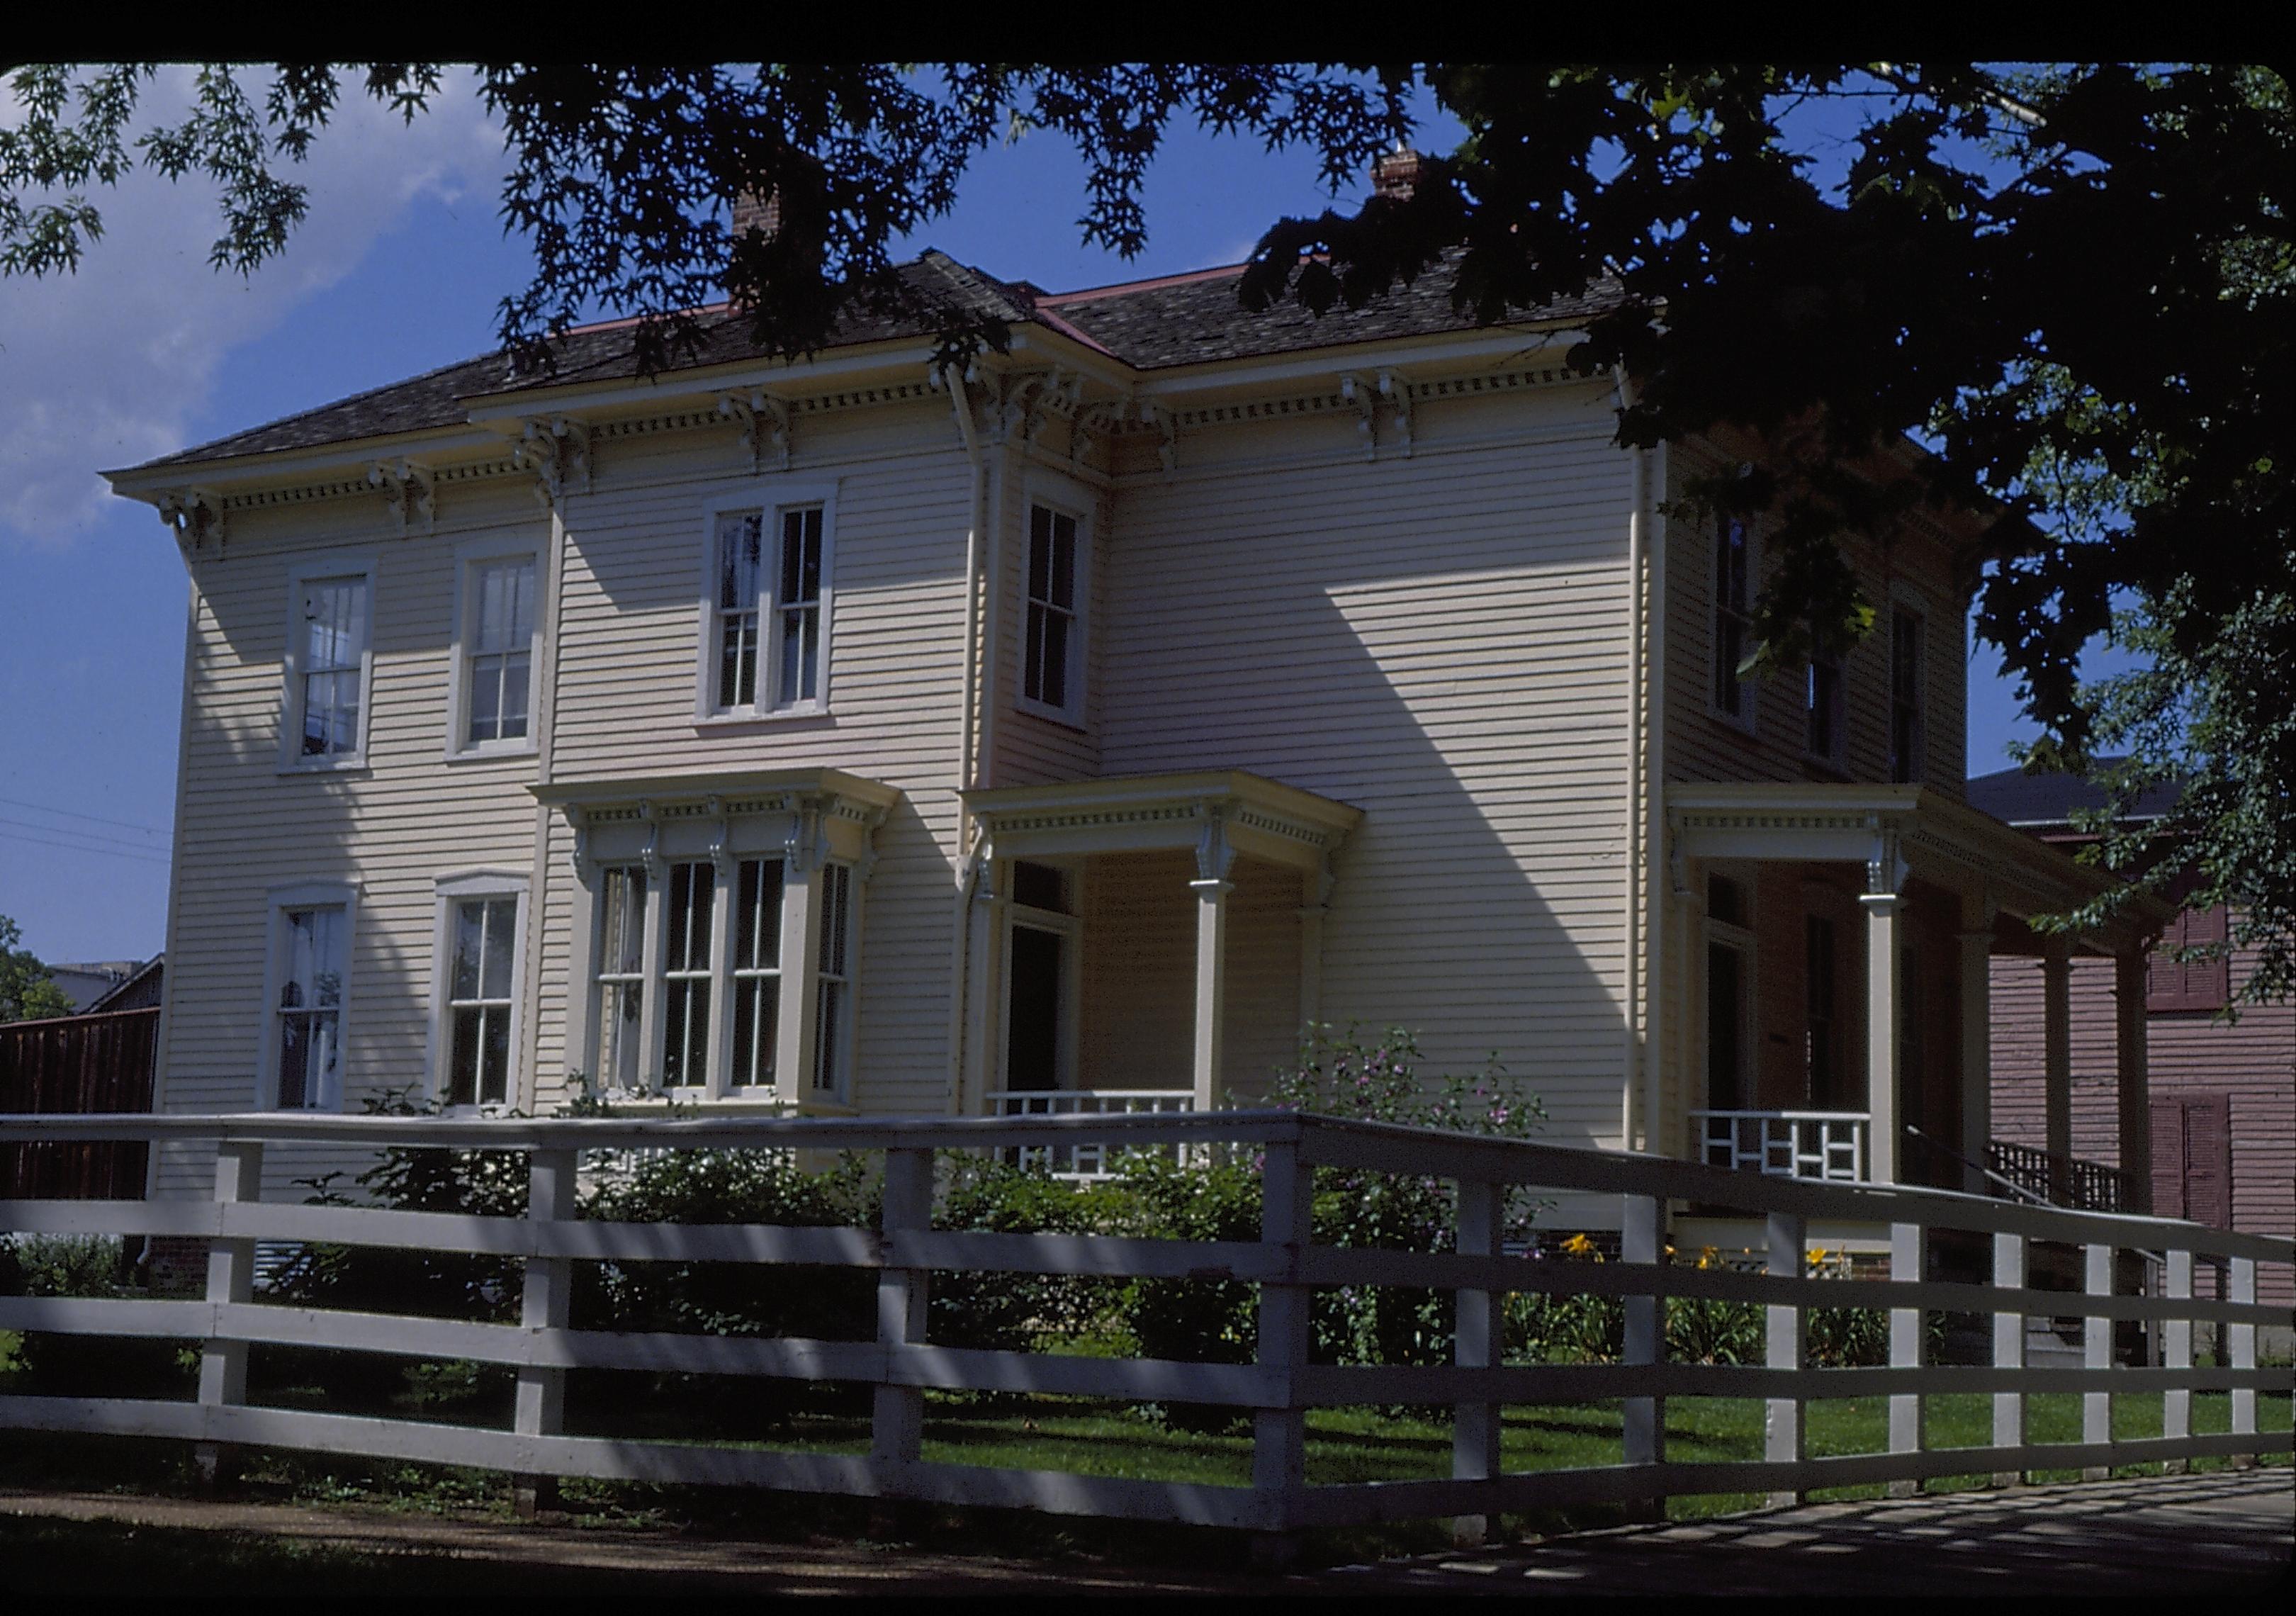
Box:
(942, 366, 988, 1113)
(1619, 367, 1644, 1153)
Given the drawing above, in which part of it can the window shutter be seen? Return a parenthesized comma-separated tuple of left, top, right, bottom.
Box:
(2181, 1093, 2233, 1230)
(2148, 1096, 2187, 1219)
(2148, 904, 2230, 1013)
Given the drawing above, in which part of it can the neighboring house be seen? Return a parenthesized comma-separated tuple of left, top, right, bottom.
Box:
(1973, 765, 2293, 1306)
(84, 954, 164, 1014)
(101, 176, 2168, 1242)
(41, 959, 146, 1014)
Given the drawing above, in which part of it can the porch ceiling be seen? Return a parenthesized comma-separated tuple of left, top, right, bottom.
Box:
(1665, 783, 2174, 957)
(963, 769, 1362, 875)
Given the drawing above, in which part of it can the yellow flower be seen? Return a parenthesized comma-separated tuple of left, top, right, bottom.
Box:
(1561, 1232, 1597, 1257)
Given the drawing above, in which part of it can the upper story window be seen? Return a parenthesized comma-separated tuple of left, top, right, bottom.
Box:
(1021, 503, 1086, 722)
(2149, 900, 2231, 1014)
(1712, 517, 1755, 731)
(1806, 649, 1845, 768)
(454, 549, 539, 756)
(707, 501, 831, 719)
(283, 563, 374, 768)
(1889, 607, 1926, 783)
(265, 889, 355, 1111)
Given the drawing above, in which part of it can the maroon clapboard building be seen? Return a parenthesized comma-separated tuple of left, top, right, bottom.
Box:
(1974, 765, 2295, 1315)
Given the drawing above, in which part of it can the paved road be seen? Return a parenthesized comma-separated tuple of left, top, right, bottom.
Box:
(2, 1468, 2287, 1594)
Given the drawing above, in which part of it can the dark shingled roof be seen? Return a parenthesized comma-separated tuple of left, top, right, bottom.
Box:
(137, 248, 1616, 472)
(1966, 761, 2185, 826)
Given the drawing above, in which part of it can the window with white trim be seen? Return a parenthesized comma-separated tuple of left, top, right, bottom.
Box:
(286, 568, 373, 764)
(1806, 648, 1845, 766)
(712, 504, 828, 715)
(457, 553, 538, 752)
(273, 905, 347, 1110)
(444, 895, 520, 1106)
(594, 865, 649, 1092)
(1021, 503, 1083, 719)
(1712, 517, 1755, 730)
(587, 855, 797, 1098)
(813, 861, 852, 1098)
(1889, 607, 1926, 783)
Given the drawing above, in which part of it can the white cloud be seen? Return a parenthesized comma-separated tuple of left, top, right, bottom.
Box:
(0, 67, 505, 549)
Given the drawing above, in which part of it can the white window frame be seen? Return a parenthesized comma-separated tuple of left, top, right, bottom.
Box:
(427, 871, 530, 1112)
(257, 880, 361, 1112)
(1016, 483, 1092, 729)
(692, 485, 840, 726)
(1888, 593, 1930, 785)
(1709, 517, 1759, 735)
(280, 556, 378, 772)
(446, 537, 544, 761)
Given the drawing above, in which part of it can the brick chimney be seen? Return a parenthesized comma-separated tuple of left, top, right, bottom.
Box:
(731, 189, 782, 239)
(1371, 147, 1422, 203)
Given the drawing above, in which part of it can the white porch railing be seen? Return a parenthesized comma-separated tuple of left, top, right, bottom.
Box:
(0, 1109, 2287, 1544)
(1692, 1109, 1868, 1183)
(985, 1089, 1195, 1179)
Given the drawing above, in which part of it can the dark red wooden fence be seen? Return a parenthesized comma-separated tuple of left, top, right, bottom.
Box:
(0, 1006, 158, 1198)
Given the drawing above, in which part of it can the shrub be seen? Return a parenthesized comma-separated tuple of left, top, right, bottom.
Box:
(930, 1157, 1125, 1352)
(4, 1233, 194, 1398)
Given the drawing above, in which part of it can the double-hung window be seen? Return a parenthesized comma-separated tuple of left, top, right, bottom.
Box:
(430, 875, 528, 1109)
(705, 497, 833, 719)
(661, 861, 716, 1089)
(594, 865, 649, 1092)
(453, 547, 540, 755)
(283, 562, 374, 768)
(730, 858, 784, 1090)
(1020, 503, 1085, 722)
(813, 862, 852, 1099)
(1889, 607, 1926, 783)
(264, 887, 356, 1111)
(1712, 518, 1756, 731)
(1806, 649, 1845, 767)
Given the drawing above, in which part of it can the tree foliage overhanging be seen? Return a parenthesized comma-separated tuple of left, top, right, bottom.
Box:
(6, 62, 2287, 1001)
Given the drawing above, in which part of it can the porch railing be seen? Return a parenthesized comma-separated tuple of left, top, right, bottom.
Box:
(1988, 1139, 2132, 1215)
(985, 1089, 1195, 1179)
(1691, 1109, 1867, 1184)
(0, 1110, 2287, 1543)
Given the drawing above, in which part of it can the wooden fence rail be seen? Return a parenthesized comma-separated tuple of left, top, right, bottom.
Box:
(0, 1110, 2287, 1542)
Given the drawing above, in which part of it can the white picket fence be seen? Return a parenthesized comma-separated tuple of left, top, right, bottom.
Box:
(0, 1109, 2287, 1539)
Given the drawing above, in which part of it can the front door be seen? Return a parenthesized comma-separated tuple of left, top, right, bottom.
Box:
(1005, 922, 1065, 1092)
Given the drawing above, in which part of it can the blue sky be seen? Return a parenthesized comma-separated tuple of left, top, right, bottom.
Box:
(0, 71, 2106, 965)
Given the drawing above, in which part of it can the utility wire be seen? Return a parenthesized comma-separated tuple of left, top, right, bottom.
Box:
(0, 794, 171, 839)
(0, 824, 173, 867)
(0, 810, 174, 856)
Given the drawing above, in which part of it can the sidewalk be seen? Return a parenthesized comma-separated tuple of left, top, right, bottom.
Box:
(2, 1467, 2288, 1595)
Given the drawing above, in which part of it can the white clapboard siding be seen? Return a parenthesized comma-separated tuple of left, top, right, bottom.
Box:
(1093, 381, 1636, 1146)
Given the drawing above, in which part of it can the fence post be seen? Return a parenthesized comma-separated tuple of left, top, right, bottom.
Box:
(2227, 1254, 2257, 1467)
(1764, 1209, 1806, 1509)
(1451, 1175, 1504, 1547)
(2163, 1246, 2192, 1475)
(513, 1147, 575, 1518)
(193, 1137, 261, 1486)
(1252, 1135, 1312, 1569)
(2080, 1240, 2113, 1482)
(1991, 1230, 2025, 1487)
(1621, 1193, 1665, 1523)
(1887, 1220, 1925, 1498)
(873, 1148, 934, 1488)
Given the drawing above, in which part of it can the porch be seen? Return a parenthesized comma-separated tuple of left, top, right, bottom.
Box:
(1665, 785, 2175, 1213)
(960, 770, 1362, 1146)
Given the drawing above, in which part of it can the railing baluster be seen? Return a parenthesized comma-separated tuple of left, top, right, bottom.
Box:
(2081, 1240, 2112, 1482)
(194, 1137, 261, 1485)
(1451, 1176, 1504, 1545)
(1765, 1209, 1806, 1508)
(2227, 1255, 2257, 1464)
(1252, 1136, 1312, 1565)
(1888, 1220, 1925, 1497)
(1991, 1230, 2025, 1487)
(514, 1146, 575, 1518)
(2163, 1246, 2193, 1474)
(872, 1148, 933, 1479)
(1621, 1193, 1665, 1522)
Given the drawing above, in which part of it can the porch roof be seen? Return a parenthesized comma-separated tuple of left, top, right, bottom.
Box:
(962, 769, 1362, 875)
(1665, 782, 2176, 957)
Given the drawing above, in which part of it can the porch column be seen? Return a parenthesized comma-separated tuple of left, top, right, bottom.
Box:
(1191, 809, 1236, 1111)
(2115, 950, 2153, 1211)
(2043, 939, 2073, 1198)
(1859, 888, 1903, 1186)
(1957, 890, 1996, 1196)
